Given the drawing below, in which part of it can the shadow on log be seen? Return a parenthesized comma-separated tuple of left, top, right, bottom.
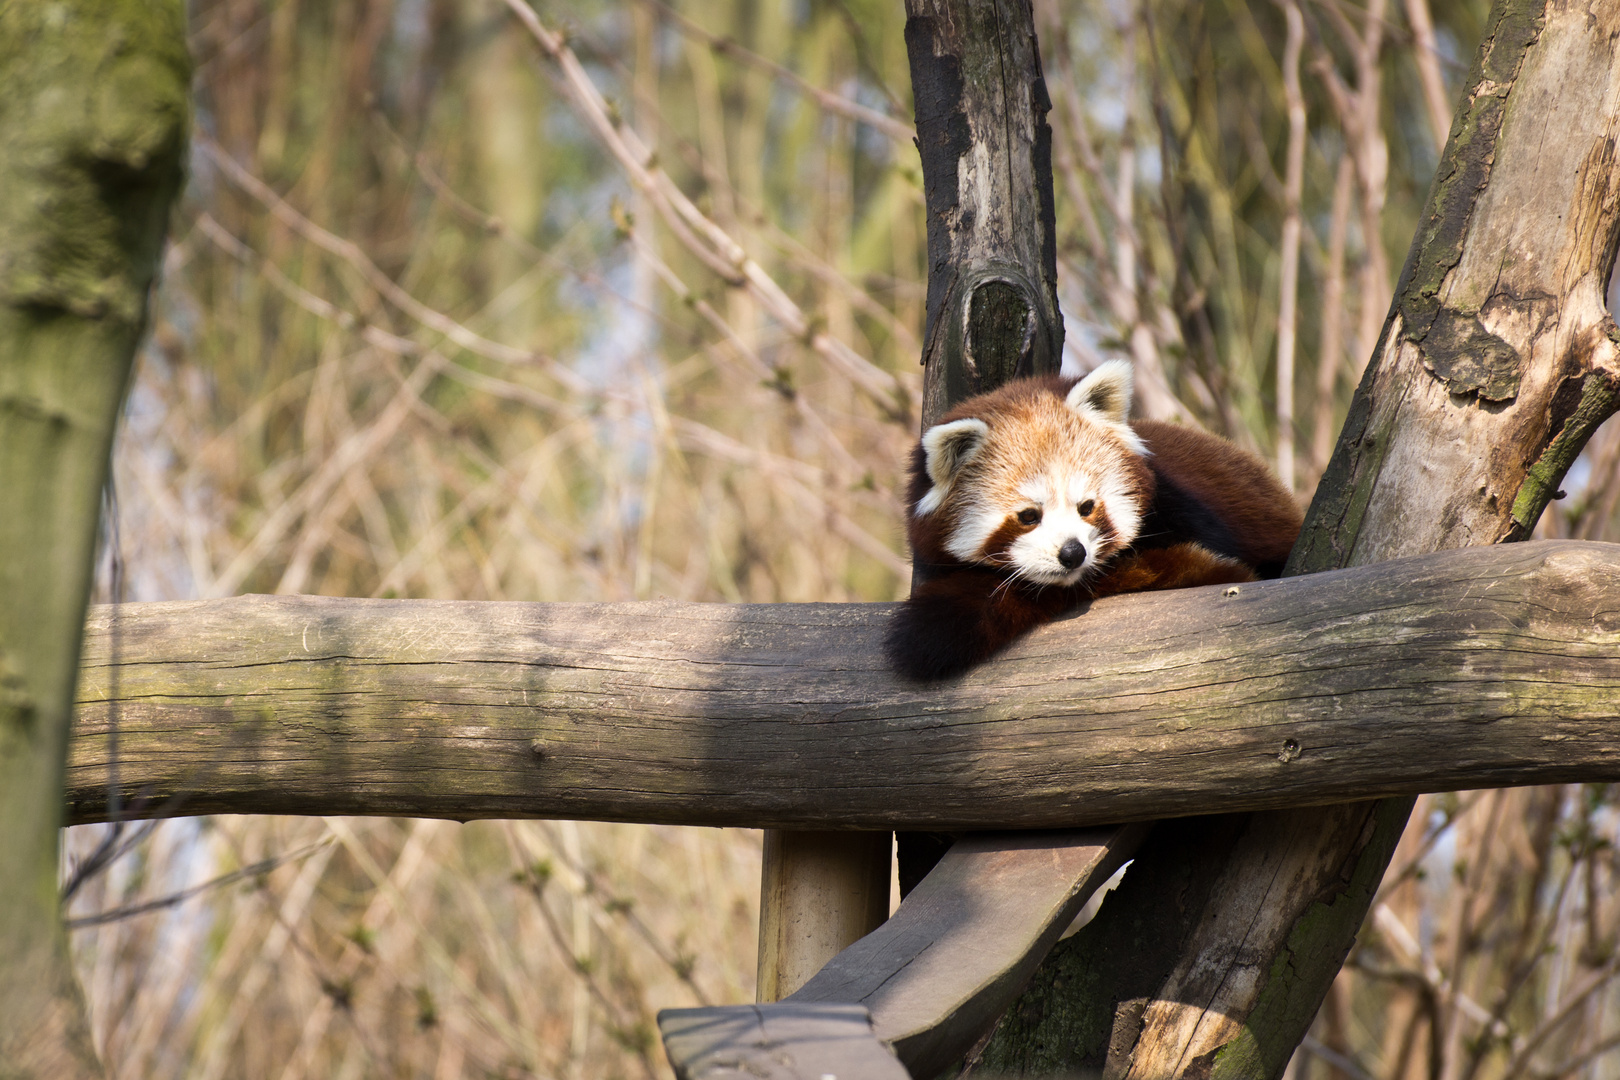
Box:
(69, 539, 1620, 829)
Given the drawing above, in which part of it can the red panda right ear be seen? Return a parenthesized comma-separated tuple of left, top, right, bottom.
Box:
(1066, 359, 1135, 425)
(1065, 359, 1149, 455)
(918, 417, 989, 513)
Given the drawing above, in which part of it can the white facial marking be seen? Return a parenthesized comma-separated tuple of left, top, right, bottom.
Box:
(932, 376, 1151, 582)
(945, 495, 1009, 562)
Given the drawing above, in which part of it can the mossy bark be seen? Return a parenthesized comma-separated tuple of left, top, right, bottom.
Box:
(0, 1, 189, 1075)
(980, 0, 1620, 1075)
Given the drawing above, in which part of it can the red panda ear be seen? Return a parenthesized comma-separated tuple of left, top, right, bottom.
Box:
(920, 418, 989, 504)
(1066, 359, 1135, 426)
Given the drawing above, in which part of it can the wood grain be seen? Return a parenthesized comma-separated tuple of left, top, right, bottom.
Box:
(657, 1002, 909, 1080)
(68, 540, 1620, 828)
(790, 826, 1146, 1078)
(659, 828, 1141, 1080)
(756, 831, 892, 1002)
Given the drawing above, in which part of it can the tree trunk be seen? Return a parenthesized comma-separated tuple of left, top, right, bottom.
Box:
(0, 2, 190, 1075)
(898, 0, 1066, 898)
(907, 0, 1064, 420)
(760, 0, 1066, 999)
(979, 0, 1620, 1075)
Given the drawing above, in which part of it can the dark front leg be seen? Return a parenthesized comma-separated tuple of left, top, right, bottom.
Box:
(885, 569, 1079, 680)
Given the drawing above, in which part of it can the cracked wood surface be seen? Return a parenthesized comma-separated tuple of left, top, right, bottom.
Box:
(67, 540, 1620, 830)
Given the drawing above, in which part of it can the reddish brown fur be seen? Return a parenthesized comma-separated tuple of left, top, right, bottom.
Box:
(888, 374, 1302, 680)
(1085, 542, 1255, 598)
(1134, 420, 1300, 571)
(978, 517, 1031, 564)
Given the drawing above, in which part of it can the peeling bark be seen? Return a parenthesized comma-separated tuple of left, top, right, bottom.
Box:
(981, 0, 1620, 1075)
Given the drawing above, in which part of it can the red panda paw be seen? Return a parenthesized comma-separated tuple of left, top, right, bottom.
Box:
(1087, 542, 1257, 599)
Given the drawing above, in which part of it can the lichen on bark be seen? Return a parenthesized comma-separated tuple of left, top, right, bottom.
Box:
(0, 1, 190, 1076)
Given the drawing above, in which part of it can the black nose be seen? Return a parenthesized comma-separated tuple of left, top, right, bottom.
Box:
(1058, 539, 1087, 569)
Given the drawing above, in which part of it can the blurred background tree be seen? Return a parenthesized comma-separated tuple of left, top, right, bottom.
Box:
(63, 0, 1620, 1076)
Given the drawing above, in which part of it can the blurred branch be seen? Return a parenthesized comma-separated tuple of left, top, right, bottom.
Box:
(669, 417, 908, 576)
(1299, 1035, 1376, 1080)
(1535, 1027, 1620, 1080)
(195, 212, 427, 360)
(500, 0, 911, 418)
(1275, 0, 1306, 491)
(1402, 0, 1455, 152)
(512, 821, 715, 1007)
(66, 837, 335, 930)
(208, 350, 446, 597)
(195, 136, 586, 391)
(636, 0, 915, 144)
(320, 818, 548, 1069)
(626, 229, 873, 485)
(1311, 155, 1355, 474)
(514, 859, 662, 1079)
(1370, 905, 1506, 1040)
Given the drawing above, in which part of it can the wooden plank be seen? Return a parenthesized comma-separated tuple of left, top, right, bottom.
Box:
(663, 826, 1144, 1080)
(67, 540, 1620, 829)
(658, 1002, 909, 1080)
(788, 827, 1145, 1079)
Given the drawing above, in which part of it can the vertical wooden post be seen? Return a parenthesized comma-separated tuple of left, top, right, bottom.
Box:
(755, 0, 1063, 997)
(755, 831, 892, 1002)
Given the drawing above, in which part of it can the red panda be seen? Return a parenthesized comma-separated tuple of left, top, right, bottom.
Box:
(887, 360, 1302, 680)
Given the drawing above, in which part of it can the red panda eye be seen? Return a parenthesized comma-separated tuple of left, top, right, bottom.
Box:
(1017, 507, 1041, 526)
(1078, 499, 1096, 517)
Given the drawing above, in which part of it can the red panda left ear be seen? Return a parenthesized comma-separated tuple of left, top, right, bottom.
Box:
(918, 417, 988, 514)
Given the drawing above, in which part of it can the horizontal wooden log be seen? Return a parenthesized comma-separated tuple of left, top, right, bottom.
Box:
(68, 540, 1620, 829)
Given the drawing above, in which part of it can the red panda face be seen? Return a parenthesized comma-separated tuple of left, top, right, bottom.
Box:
(914, 361, 1153, 586)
